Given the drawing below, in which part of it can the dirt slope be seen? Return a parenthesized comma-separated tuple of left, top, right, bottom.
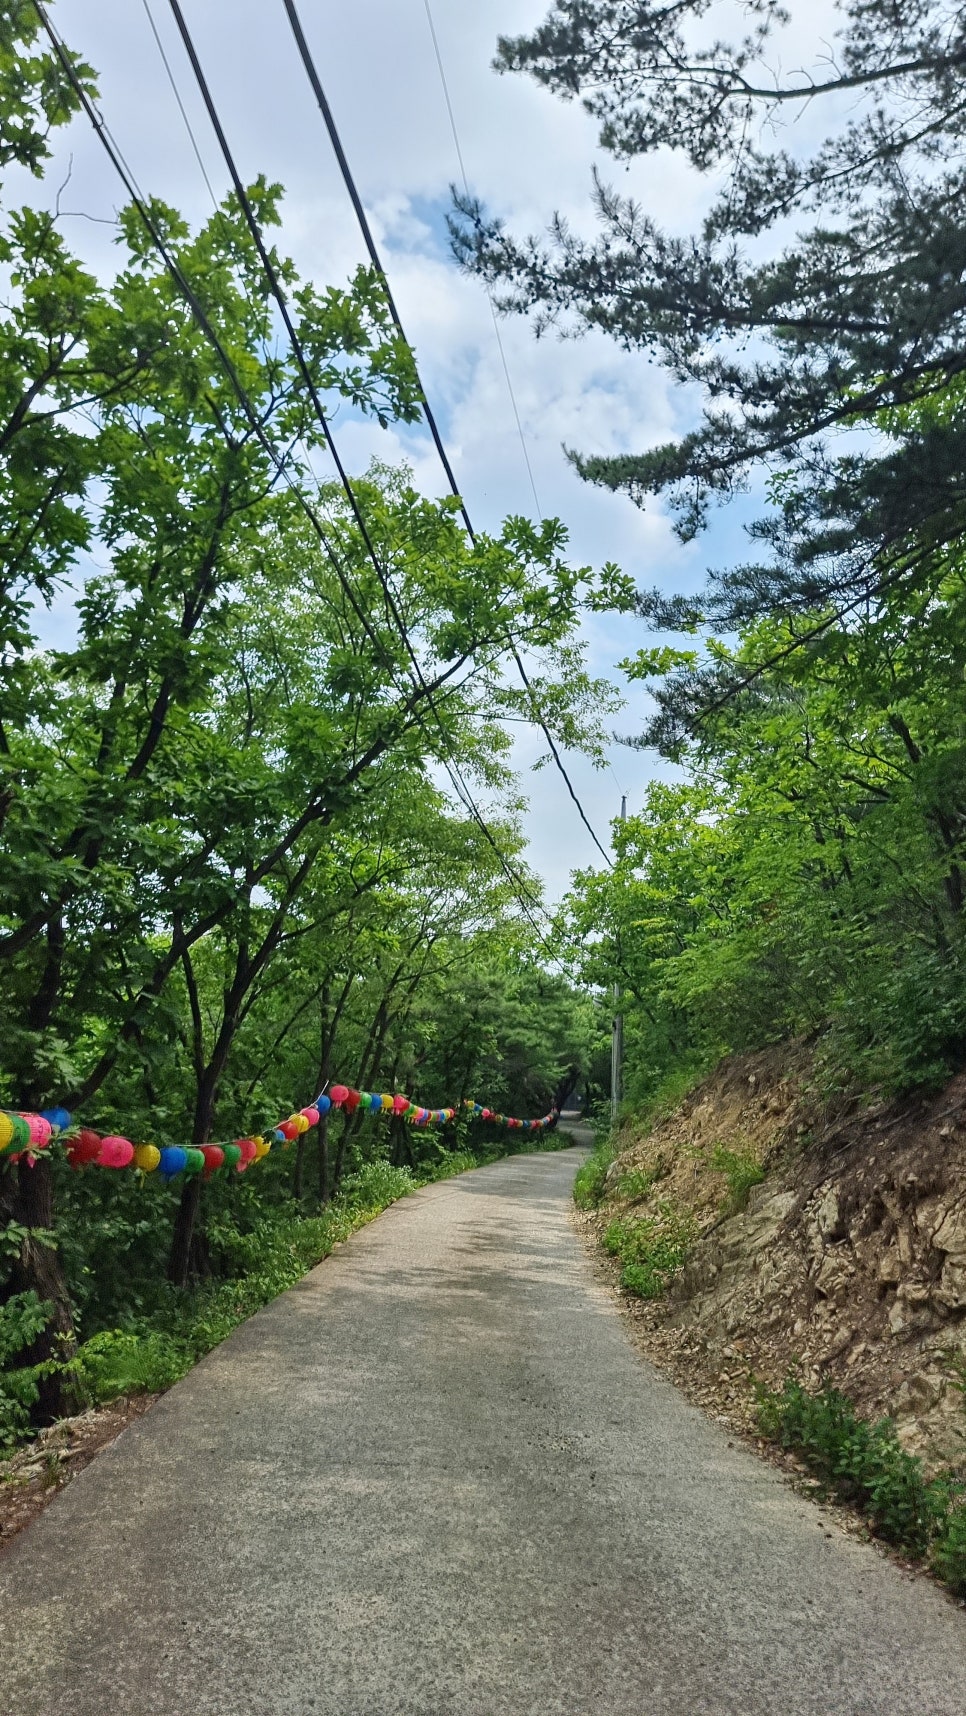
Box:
(590, 1047, 966, 1469)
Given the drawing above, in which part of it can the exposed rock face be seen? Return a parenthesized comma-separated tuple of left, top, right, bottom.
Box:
(594, 1049, 966, 1470)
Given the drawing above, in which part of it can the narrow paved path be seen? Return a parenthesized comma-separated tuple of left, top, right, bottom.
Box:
(3, 1150, 966, 1716)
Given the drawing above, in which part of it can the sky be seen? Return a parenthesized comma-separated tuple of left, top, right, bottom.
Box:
(18, 0, 835, 898)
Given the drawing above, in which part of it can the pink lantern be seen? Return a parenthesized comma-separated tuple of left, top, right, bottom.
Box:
(300, 1106, 320, 1127)
(98, 1135, 135, 1169)
(392, 1094, 409, 1115)
(329, 1085, 349, 1106)
(21, 1113, 53, 1149)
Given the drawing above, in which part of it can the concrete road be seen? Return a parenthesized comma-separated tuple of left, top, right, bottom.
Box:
(2, 1149, 965, 1716)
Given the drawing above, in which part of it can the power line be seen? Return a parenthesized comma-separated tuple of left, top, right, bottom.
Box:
(281, 0, 614, 870)
(140, 0, 218, 209)
(32, 0, 565, 968)
(421, 0, 543, 521)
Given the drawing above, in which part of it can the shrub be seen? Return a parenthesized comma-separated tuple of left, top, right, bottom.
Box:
(573, 1139, 617, 1209)
(0, 1291, 56, 1449)
(77, 1329, 190, 1402)
(755, 1376, 953, 1561)
(603, 1203, 694, 1299)
(933, 1502, 966, 1597)
(339, 1162, 415, 1210)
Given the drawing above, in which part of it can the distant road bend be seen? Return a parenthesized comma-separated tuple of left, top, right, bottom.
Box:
(2, 1142, 966, 1715)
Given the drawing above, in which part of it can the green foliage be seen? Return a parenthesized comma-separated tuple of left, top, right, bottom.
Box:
(602, 1203, 694, 1299)
(933, 1504, 966, 1598)
(0, 1291, 54, 1448)
(573, 1138, 617, 1210)
(614, 1167, 658, 1202)
(710, 1146, 765, 1214)
(76, 1330, 190, 1403)
(754, 1377, 956, 1563)
(339, 1162, 416, 1211)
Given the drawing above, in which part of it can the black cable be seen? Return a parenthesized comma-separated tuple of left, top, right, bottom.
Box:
(32, 0, 563, 964)
(281, 0, 615, 870)
(281, 0, 474, 543)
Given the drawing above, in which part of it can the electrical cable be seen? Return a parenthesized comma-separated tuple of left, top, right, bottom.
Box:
(421, 0, 542, 521)
(281, 0, 615, 869)
(32, 0, 565, 967)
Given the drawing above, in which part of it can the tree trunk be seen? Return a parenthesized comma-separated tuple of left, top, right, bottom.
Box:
(317, 1111, 330, 1205)
(167, 1174, 203, 1288)
(2, 1157, 82, 1420)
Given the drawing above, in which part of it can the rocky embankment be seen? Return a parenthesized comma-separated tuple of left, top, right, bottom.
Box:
(588, 1048, 966, 1468)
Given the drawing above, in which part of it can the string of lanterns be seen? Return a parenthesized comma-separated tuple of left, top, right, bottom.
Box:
(0, 1087, 559, 1181)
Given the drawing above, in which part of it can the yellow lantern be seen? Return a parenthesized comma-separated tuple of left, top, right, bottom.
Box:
(380, 1094, 393, 1111)
(0, 1112, 14, 1152)
(254, 1136, 271, 1160)
(134, 1143, 161, 1173)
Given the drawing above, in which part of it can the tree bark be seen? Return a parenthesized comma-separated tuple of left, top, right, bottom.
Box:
(1, 1157, 82, 1420)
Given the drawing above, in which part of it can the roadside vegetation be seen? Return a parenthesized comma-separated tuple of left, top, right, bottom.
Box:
(756, 1376, 966, 1600)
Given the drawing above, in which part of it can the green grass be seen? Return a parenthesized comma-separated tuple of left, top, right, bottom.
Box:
(710, 1144, 766, 1213)
(602, 1203, 695, 1299)
(755, 1375, 966, 1595)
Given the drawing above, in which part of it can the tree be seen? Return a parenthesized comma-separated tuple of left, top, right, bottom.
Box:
(452, 1, 966, 617)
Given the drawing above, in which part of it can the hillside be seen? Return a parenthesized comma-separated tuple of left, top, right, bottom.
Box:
(582, 1049, 966, 1469)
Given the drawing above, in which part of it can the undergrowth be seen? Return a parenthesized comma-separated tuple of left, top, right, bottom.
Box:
(710, 1144, 766, 1213)
(602, 1204, 695, 1299)
(755, 1375, 966, 1597)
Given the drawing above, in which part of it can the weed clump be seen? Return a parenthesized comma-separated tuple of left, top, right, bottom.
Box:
(755, 1374, 966, 1595)
(603, 1204, 694, 1299)
(710, 1144, 766, 1213)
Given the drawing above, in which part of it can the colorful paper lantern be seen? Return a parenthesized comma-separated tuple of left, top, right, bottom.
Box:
(158, 1146, 188, 1178)
(183, 1148, 205, 1176)
(369, 1094, 382, 1112)
(290, 1113, 310, 1135)
(221, 1144, 242, 1170)
(0, 1113, 14, 1153)
(200, 1145, 225, 1176)
(21, 1113, 53, 1149)
(40, 1106, 71, 1132)
(65, 1128, 102, 1168)
(344, 1089, 361, 1113)
(253, 1137, 271, 1160)
(278, 1119, 299, 1141)
(392, 1094, 409, 1115)
(329, 1085, 349, 1106)
(134, 1144, 161, 1173)
(315, 1095, 331, 1116)
(300, 1107, 320, 1127)
(98, 1135, 134, 1168)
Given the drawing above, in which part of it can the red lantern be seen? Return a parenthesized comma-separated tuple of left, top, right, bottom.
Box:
(344, 1089, 361, 1113)
(67, 1129, 102, 1169)
(277, 1119, 299, 1141)
(200, 1144, 225, 1176)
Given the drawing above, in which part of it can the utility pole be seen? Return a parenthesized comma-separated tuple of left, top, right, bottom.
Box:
(611, 794, 626, 1126)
